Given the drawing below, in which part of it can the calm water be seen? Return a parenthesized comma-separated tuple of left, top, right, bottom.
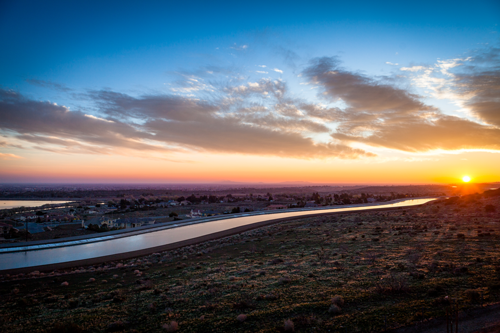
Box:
(0, 198, 435, 270)
(0, 200, 73, 210)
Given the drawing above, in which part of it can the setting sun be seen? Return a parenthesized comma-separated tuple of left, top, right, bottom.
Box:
(462, 175, 471, 182)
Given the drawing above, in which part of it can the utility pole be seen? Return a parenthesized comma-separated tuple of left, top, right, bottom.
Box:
(25, 220, 28, 242)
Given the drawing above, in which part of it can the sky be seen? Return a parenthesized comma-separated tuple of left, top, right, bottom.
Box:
(0, 0, 499, 184)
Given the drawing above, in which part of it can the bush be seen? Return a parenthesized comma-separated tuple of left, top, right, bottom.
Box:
(47, 323, 84, 333)
(169, 212, 178, 217)
(465, 289, 481, 302)
(328, 304, 341, 315)
(331, 295, 344, 307)
(375, 274, 409, 294)
(162, 321, 178, 332)
(485, 204, 496, 213)
(284, 319, 295, 331)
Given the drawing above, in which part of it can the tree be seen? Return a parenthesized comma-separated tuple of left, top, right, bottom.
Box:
(169, 212, 178, 217)
(231, 207, 241, 214)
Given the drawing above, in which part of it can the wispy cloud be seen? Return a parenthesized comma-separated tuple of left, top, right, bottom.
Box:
(230, 43, 248, 51)
(0, 152, 22, 160)
(26, 79, 72, 92)
(400, 66, 427, 72)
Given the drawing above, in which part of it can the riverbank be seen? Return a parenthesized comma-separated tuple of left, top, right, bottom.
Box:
(0, 199, 435, 272)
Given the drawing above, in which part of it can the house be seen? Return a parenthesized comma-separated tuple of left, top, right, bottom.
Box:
(304, 202, 319, 208)
(0, 222, 13, 236)
(188, 209, 202, 218)
(367, 198, 377, 203)
(109, 217, 156, 229)
(100, 218, 120, 228)
(179, 200, 192, 206)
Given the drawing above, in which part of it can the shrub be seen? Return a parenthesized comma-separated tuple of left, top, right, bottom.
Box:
(331, 295, 344, 307)
(68, 298, 79, 308)
(47, 322, 84, 333)
(284, 319, 295, 331)
(162, 321, 178, 332)
(328, 304, 341, 315)
(107, 320, 126, 332)
(485, 204, 496, 213)
(426, 285, 444, 297)
(375, 274, 409, 294)
(278, 277, 291, 285)
(465, 289, 481, 302)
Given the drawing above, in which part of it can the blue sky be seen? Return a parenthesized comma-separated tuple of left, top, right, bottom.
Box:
(2, 0, 498, 93)
(0, 0, 499, 183)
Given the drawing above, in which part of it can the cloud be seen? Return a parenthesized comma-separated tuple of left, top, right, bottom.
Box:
(84, 114, 115, 123)
(303, 57, 435, 122)
(0, 88, 373, 160)
(92, 88, 373, 159)
(0, 89, 171, 155)
(400, 47, 500, 127)
(303, 56, 500, 153)
(273, 68, 283, 73)
(26, 79, 72, 92)
(5, 47, 498, 161)
(386, 62, 399, 66)
(275, 46, 300, 70)
(332, 116, 500, 152)
(230, 43, 248, 51)
(453, 47, 500, 126)
(400, 66, 426, 72)
(145, 117, 372, 159)
(256, 71, 268, 74)
(0, 152, 22, 160)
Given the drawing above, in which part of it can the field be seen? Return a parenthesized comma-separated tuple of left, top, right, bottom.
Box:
(1, 194, 499, 332)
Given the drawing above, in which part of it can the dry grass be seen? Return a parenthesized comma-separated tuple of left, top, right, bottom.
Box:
(0, 194, 499, 332)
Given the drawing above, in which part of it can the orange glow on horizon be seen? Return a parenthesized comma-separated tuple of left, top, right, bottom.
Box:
(0, 150, 499, 184)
